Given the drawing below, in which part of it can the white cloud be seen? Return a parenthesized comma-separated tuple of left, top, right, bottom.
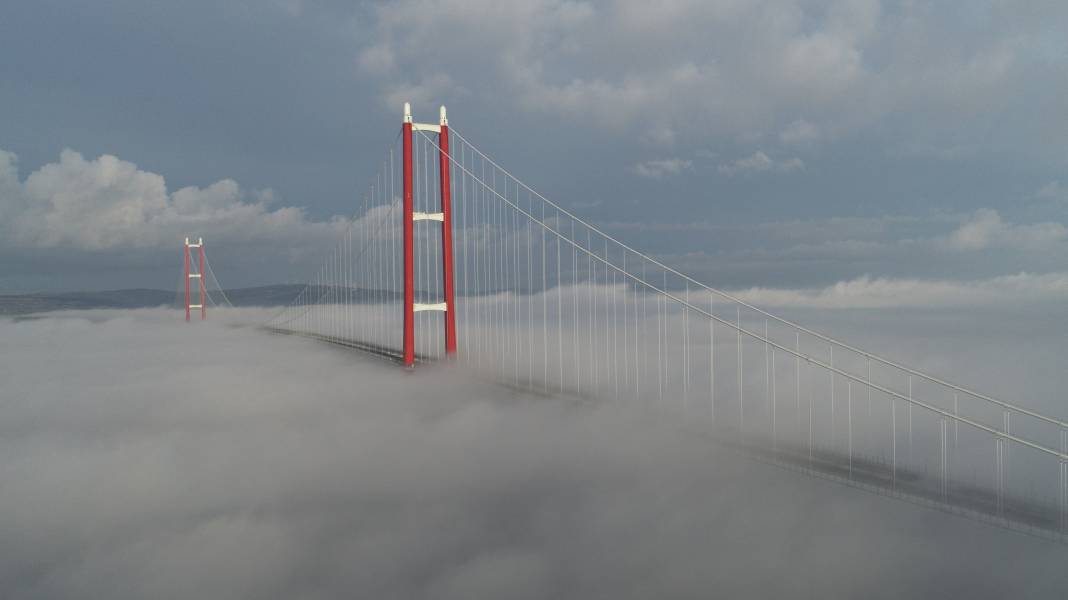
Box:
(357, 43, 395, 73)
(355, 0, 1068, 151)
(946, 208, 1068, 251)
(719, 151, 772, 175)
(730, 271, 1068, 309)
(1037, 181, 1066, 201)
(778, 157, 805, 172)
(718, 151, 803, 176)
(383, 73, 466, 112)
(0, 147, 347, 252)
(633, 158, 692, 179)
(779, 119, 820, 145)
(274, 0, 305, 17)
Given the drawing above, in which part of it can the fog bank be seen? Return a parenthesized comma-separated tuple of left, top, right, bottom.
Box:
(0, 308, 1065, 599)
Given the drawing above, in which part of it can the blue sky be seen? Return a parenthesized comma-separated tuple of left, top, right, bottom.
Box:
(2, 0, 1067, 292)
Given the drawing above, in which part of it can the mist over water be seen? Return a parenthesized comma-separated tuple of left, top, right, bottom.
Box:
(1, 307, 1066, 599)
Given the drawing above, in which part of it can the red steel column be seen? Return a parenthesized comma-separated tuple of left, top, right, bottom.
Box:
(402, 103, 415, 366)
(184, 239, 191, 322)
(198, 241, 207, 320)
(438, 106, 457, 356)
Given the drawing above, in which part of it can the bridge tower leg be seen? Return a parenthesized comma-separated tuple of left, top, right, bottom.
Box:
(184, 239, 191, 322)
(439, 106, 457, 356)
(402, 104, 415, 366)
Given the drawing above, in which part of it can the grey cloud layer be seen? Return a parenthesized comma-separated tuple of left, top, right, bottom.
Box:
(2, 308, 1067, 598)
(357, 0, 1068, 157)
(2, 1, 1068, 293)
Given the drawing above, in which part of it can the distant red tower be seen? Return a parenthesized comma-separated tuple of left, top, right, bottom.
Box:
(184, 237, 206, 321)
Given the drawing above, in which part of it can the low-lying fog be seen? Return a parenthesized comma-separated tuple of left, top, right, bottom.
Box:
(1, 307, 1066, 599)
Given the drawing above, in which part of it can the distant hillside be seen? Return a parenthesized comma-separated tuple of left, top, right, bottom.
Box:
(217, 285, 310, 307)
(0, 285, 310, 316)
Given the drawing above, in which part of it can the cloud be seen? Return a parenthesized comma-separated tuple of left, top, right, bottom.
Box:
(1, 307, 1067, 598)
(719, 151, 772, 175)
(355, 0, 1068, 152)
(777, 157, 805, 172)
(1037, 181, 1067, 202)
(718, 151, 803, 176)
(598, 209, 1068, 290)
(729, 271, 1068, 309)
(383, 73, 466, 114)
(357, 43, 396, 73)
(0, 147, 358, 289)
(779, 119, 820, 145)
(632, 158, 692, 179)
(0, 148, 347, 252)
(273, 0, 305, 17)
(946, 208, 1068, 251)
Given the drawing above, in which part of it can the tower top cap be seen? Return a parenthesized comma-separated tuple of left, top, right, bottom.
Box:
(440, 105, 448, 126)
(403, 102, 412, 123)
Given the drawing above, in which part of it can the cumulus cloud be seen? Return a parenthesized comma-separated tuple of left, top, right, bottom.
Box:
(0, 147, 356, 288)
(632, 158, 692, 179)
(779, 119, 820, 145)
(719, 151, 773, 175)
(1037, 181, 1067, 202)
(1, 307, 1067, 598)
(383, 73, 466, 114)
(355, 0, 1068, 151)
(357, 43, 396, 73)
(0, 148, 346, 252)
(946, 208, 1068, 251)
(718, 151, 803, 176)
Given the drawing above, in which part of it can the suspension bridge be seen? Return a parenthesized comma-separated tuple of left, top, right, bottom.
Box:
(195, 103, 1068, 544)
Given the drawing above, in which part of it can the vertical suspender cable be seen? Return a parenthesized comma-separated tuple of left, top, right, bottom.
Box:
(557, 212, 564, 392)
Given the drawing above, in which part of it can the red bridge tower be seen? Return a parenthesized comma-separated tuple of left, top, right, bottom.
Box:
(402, 103, 457, 366)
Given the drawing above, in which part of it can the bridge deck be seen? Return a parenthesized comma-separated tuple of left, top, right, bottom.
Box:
(731, 437, 1066, 544)
(264, 327, 415, 364)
